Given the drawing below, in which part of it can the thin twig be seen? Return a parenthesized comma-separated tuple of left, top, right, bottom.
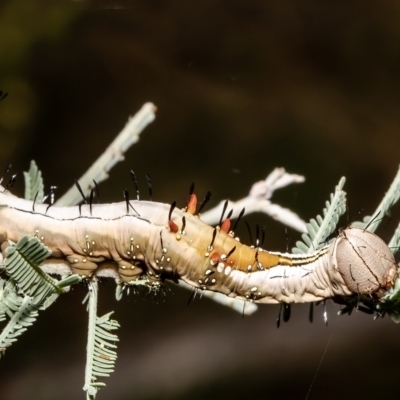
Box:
(201, 168, 307, 233)
(178, 281, 258, 315)
(55, 103, 157, 206)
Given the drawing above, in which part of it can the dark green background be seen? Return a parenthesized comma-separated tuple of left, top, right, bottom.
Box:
(1, 1, 400, 399)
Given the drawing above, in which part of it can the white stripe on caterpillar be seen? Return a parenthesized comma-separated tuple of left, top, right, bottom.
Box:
(0, 186, 397, 304)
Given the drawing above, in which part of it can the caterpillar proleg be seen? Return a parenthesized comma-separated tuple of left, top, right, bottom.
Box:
(0, 183, 397, 304)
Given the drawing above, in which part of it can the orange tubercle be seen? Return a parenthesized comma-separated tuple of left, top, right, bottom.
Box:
(220, 218, 231, 233)
(186, 194, 197, 214)
(168, 220, 179, 233)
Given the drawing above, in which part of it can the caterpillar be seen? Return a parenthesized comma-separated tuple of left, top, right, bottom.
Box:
(0, 183, 397, 304)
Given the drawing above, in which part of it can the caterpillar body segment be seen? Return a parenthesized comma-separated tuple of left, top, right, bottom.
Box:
(0, 185, 397, 304)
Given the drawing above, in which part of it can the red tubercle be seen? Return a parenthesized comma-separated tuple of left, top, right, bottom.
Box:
(220, 218, 231, 233)
(186, 194, 197, 214)
(168, 220, 179, 233)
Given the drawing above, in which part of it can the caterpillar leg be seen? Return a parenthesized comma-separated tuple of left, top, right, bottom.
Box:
(117, 261, 145, 283)
(67, 255, 99, 278)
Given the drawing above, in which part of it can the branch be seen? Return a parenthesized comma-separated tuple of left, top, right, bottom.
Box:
(201, 167, 307, 233)
(55, 102, 157, 207)
(177, 281, 258, 315)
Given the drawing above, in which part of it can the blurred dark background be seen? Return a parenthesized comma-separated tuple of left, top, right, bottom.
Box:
(1, 1, 400, 399)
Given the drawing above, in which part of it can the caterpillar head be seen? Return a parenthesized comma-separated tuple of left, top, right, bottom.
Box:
(333, 227, 398, 296)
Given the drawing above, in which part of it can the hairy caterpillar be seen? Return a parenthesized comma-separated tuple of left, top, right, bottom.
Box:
(0, 184, 397, 304)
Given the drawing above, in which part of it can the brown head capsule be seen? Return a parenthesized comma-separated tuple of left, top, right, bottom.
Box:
(332, 227, 398, 295)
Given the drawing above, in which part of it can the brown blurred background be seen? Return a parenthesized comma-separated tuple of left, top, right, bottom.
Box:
(1, 1, 400, 399)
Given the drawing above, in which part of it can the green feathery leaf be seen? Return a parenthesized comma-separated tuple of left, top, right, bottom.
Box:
(0, 237, 81, 358)
(5, 236, 60, 302)
(354, 166, 400, 233)
(23, 160, 44, 202)
(84, 281, 119, 400)
(0, 280, 39, 359)
(0, 279, 8, 323)
(292, 177, 347, 254)
(388, 221, 400, 255)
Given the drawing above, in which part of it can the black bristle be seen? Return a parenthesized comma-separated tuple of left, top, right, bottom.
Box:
(130, 170, 140, 200)
(283, 303, 291, 322)
(277, 303, 282, 328)
(6, 173, 17, 190)
(209, 227, 217, 249)
(123, 189, 130, 214)
(255, 224, 260, 246)
(32, 191, 38, 212)
(50, 186, 57, 205)
(232, 207, 245, 232)
(323, 300, 328, 326)
(198, 190, 212, 214)
(45, 186, 57, 213)
(89, 188, 94, 216)
(75, 180, 87, 204)
(245, 221, 254, 246)
(123, 189, 139, 215)
(309, 303, 314, 323)
(146, 173, 152, 200)
(159, 231, 164, 250)
(169, 201, 176, 221)
(93, 180, 100, 203)
(218, 200, 229, 227)
(181, 216, 186, 233)
(226, 246, 236, 258)
(0, 163, 12, 186)
(260, 226, 265, 247)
